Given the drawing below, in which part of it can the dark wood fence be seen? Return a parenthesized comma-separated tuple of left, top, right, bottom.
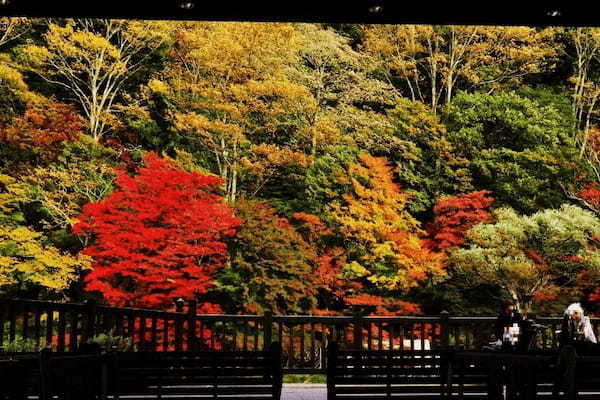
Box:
(2, 298, 600, 373)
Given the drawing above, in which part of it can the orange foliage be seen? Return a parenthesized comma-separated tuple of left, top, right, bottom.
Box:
(1, 101, 83, 152)
(332, 153, 446, 292)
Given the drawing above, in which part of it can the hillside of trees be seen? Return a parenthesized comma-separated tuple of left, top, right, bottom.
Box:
(3, 19, 600, 316)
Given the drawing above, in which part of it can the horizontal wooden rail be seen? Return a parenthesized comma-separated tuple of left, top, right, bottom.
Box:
(1, 298, 599, 373)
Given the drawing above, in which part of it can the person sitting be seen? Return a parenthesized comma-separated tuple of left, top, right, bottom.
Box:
(494, 300, 523, 341)
(559, 302, 598, 354)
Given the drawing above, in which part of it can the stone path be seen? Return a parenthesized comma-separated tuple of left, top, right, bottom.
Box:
(282, 384, 327, 400)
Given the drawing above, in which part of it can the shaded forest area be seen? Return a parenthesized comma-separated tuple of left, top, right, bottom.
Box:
(3, 20, 600, 317)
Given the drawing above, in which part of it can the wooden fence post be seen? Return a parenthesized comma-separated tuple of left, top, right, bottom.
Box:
(353, 311, 363, 350)
(271, 341, 283, 399)
(264, 311, 273, 349)
(187, 300, 197, 351)
(326, 341, 338, 400)
(174, 298, 185, 351)
(39, 347, 52, 400)
(175, 298, 185, 313)
(84, 299, 97, 343)
(440, 311, 450, 349)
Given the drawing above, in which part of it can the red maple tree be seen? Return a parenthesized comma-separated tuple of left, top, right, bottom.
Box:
(424, 190, 495, 252)
(73, 152, 242, 310)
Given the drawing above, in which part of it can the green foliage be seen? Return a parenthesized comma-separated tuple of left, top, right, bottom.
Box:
(2, 335, 38, 352)
(514, 86, 577, 128)
(85, 331, 133, 351)
(444, 91, 572, 153)
(450, 204, 600, 313)
(408, 282, 505, 316)
(281, 144, 358, 216)
(283, 374, 327, 383)
(443, 91, 582, 214)
(386, 98, 472, 214)
(18, 137, 118, 232)
(218, 198, 318, 314)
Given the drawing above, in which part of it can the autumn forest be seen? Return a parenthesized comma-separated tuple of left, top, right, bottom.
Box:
(3, 20, 600, 317)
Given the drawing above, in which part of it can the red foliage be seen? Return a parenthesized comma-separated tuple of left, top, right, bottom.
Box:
(578, 182, 600, 212)
(525, 249, 551, 272)
(533, 291, 556, 303)
(311, 309, 340, 316)
(101, 136, 138, 172)
(345, 295, 421, 316)
(589, 287, 600, 304)
(345, 294, 385, 306)
(371, 300, 421, 316)
(0, 101, 83, 152)
(73, 152, 242, 310)
(315, 249, 356, 298)
(424, 191, 494, 251)
(292, 212, 333, 242)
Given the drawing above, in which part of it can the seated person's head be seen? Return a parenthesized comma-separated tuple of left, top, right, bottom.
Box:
(566, 303, 585, 322)
(502, 301, 515, 315)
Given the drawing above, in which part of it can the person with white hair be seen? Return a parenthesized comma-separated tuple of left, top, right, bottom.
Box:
(559, 303, 597, 350)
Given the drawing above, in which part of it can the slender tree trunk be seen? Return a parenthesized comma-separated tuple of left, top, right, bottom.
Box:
(446, 29, 456, 106)
(311, 127, 317, 159)
(580, 90, 599, 158)
(230, 140, 238, 204)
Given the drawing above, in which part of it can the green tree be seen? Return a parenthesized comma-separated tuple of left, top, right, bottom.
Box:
(219, 198, 318, 314)
(385, 98, 472, 214)
(450, 205, 600, 314)
(442, 91, 581, 214)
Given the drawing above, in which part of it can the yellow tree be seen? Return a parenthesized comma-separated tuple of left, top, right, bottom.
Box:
(0, 18, 40, 122)
(0, 174, 90, 294)
(155, 22, 313, 203)
(330, 153, 445, 295)
(569, 28, 600, 130)
(0, 17, 31, 48)
(565, 28, 600, 158)
(289, 24, 396, 157)
(21, 19, 171, 142)
(363, 25, 558, 111)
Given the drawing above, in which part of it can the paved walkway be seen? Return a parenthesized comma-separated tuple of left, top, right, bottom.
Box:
(282, 384, 326, 400)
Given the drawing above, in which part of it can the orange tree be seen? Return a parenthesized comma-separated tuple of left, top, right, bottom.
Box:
(329, 153, 446, 314)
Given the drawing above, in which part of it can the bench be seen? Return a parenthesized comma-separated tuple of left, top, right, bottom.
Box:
(326, 342, 490, 400)
(0, 353, 44, 400)
(450, 350, 561, 400)
(39, 351, 105, 400)
(1, 342, 283, 400)
(553, 345, 600, 400)
(108, 342, 283, 400)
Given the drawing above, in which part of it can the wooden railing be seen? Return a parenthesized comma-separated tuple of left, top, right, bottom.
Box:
(2, 298, 600, 373)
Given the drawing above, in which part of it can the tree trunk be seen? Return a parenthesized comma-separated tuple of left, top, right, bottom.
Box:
(230, 141, 238, 204)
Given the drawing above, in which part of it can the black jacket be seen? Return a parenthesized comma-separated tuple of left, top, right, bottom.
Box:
(494, 311, 523, 340)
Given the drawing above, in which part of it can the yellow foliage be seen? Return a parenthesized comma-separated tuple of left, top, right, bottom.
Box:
(147, 78, 169, 95)
(363, 25, 559, 108)
(331, 154, 446, 292)
(0, 225, 90, 291)
(21, 19, 171, 141)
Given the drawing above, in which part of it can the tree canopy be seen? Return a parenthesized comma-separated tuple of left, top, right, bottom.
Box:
(3, 20, 600, 316)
